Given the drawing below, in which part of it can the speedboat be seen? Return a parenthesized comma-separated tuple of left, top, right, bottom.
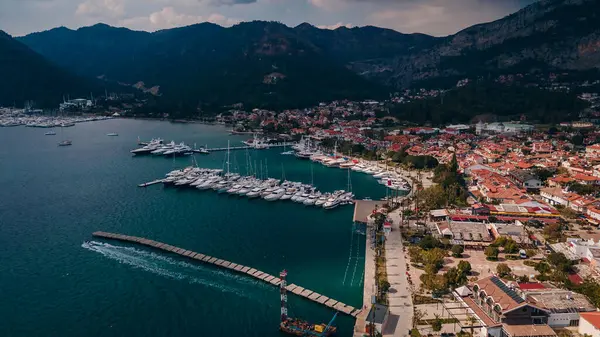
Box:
(214, 181, 231, 193)
(246, 186, 265, 198)
(323, 197, 342, 210)
(45, 130, 56, 135)
(58, 140, 72, 146)
(197, 177, 220, 190)
(303, 193, 320, 206)
(107, 133, 118, 136)
(315, 194, 329, 207)
(237, 182, 256, 196)
(280, 188, 296, 200)
(294, 192, 310, 203)
(227, 184, 243, 194)
(261, 186, 278, 197)
(339, 161, 355, 168)
(264, 188, 285, 201)
(373, 171, 393, 179)
(351, 164, 366, 172)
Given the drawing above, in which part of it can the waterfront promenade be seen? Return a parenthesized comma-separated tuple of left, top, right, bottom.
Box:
(354, 223, 376, 336)
(91, 231, 360, 317)
(383, 213, 414, 337)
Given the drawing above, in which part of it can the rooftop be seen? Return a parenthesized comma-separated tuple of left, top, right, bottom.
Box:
(352, 200, 384, 223)
(475, 276, 526, 312)
(502, 323, 556, 337)
(580, 312, 600, 329)
(526, 290, 596, 313)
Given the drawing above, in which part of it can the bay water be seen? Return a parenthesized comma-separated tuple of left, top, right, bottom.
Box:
(0, 119, 390, 337)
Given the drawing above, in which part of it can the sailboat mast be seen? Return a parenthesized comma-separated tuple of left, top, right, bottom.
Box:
(347, 168, 352, 192)
(227, 140, 230, 175)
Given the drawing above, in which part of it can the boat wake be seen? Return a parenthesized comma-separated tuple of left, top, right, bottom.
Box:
(82, 241, 270, 298)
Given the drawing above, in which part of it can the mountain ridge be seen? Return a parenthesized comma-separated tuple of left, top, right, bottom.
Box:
(11, 0, 600, 110)
(0, 30, 104, 108)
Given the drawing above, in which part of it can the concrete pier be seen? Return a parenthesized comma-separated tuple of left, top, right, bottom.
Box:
(91, 231, 359, 317)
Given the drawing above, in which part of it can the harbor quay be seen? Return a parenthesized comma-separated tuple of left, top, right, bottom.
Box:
(91, 231, 361, 317)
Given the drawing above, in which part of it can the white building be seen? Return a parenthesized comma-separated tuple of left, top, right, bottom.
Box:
(475, 122, 534, 135)
(579, 312, 600, 337)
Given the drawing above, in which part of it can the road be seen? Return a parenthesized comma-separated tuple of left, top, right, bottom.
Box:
(383, 212, 414, 337)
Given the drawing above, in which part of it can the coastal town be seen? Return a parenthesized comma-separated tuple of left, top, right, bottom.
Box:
(210, 94, 600, 337)
(4, 83, 600, 337)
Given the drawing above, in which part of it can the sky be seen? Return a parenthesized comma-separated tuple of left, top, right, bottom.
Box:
(1, 0, 537, 37)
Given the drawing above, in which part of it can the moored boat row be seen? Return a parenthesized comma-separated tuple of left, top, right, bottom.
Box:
(157, 166, 355, 210)
(291, 137, 411, 192)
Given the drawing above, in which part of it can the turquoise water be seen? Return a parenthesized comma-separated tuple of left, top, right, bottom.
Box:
(0, 119, 389, 337)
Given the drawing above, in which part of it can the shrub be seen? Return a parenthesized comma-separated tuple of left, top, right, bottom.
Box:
(496, 263, 512, 278)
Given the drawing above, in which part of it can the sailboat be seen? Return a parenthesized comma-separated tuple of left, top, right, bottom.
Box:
(57, 126, 72, 146)
(281, 142, 294, 155)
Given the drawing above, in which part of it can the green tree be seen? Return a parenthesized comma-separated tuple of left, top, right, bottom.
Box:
(444, 267, 467, 288)
(457, 260, 472, 275)
(431, 315, 443, 332)
(485, 246, 499, 260)
(408, 246, 424, 264)
(419, 235, 443, 250)
(380, 280, 391, 293)
(547, 252, 573, 273)
(496, 263, 512, 278)
(423, 248, 447, 271)
(572, 134, 584, 146)
(535, 261, 551, 276)
(451, 244, 464, 258)
(504, 239, 519, 254)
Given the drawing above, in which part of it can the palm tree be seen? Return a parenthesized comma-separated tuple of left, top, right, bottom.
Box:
(466, 314, 477, 337)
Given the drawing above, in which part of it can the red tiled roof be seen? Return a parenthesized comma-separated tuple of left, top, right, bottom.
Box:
(517, 283, 545, 290)
(580, 312, 600, 329)
(568, 273, 583, 285)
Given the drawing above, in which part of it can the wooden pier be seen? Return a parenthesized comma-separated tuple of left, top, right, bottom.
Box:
(91, 231, 361, 317)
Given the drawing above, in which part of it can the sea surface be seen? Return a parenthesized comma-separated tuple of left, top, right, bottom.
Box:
(0, 119, 393, 337)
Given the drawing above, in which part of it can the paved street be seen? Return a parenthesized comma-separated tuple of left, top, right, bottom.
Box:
(383, 218, 414, 337)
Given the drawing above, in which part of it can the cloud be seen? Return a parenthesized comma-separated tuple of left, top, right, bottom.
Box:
(307, 0, 346, 11)
(76, 0, 125, 18)
(317, 22, 353, 30)
(120, 6, 239, 31)
(365, 0, 530, 36)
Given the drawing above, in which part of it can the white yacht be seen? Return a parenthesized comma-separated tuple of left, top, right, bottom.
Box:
(323, 197, 342, 210)
(303, 192, 320, 206)
(315, 194, 329, 207)
(264, 188, 285, 201)
(294, 192, 310, 203)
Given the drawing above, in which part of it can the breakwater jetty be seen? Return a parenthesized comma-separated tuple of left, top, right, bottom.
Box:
(92, 231, 361, 317)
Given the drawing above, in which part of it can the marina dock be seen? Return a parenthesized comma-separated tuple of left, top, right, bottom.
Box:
(201, 142, 295, 153)
(91, 231, 362, 317)
(138, 179, 165, 187)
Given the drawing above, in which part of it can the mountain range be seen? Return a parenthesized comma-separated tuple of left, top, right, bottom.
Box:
(0, 31, 100, 108)
(2, 0, 600, 110)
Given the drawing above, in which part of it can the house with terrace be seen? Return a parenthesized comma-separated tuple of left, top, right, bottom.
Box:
(451, 276, 557, 337)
